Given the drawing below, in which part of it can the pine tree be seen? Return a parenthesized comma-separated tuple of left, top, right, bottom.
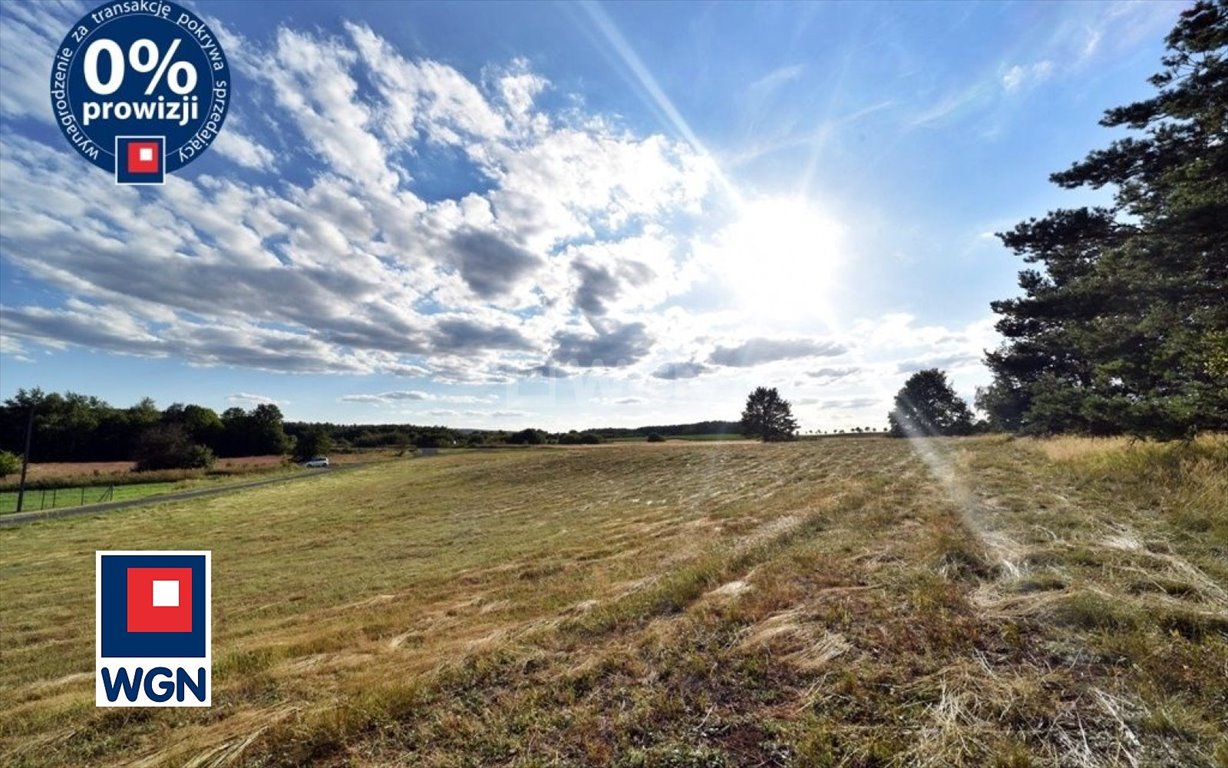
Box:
(985, 1, 1228, 439)
(888, 369, 974, 437)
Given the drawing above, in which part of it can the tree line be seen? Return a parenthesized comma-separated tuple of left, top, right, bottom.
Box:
(0, 389, 750, 471)
(586, 420, 742, 439)
(0, 389, 297, 469)
(0, 389, 485, 469)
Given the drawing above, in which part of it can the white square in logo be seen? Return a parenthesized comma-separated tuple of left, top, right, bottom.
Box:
(152, 580, 179, 607)
(139, 147, 154, 163)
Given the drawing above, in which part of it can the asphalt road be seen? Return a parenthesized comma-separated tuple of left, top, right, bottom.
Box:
(0, 463, 370, 528)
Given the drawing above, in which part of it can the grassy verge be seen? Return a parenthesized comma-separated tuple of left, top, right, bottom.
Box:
(0, 461, 326, 515)
(0, 437, 1223, 766)
(0, 482, 180, 514)
(0, 460, 298, 492)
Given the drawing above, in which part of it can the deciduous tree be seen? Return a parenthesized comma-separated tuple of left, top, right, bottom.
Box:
(292, 427, 333, 461)
(740, 387, 799, 442)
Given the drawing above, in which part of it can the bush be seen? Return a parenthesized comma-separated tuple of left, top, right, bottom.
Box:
(558, 431, 604, 445)
(507, 428, 547, 445)
(646, 432, 666, 443)
(0, 450, 20, 480)
(134, 424, 216, 471)
(292, 427, 332, 461)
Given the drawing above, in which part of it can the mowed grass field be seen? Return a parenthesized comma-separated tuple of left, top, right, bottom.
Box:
(1, 437, 1225, 767)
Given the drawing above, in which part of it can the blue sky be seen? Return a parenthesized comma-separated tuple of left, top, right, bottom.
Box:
(0, 0, 1181, 430)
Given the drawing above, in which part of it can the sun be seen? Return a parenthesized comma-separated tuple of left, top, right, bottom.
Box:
(709, 196, 845, 327)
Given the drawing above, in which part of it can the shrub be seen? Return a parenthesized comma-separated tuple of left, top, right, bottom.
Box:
(506, 428, 547, 445)
(292, 427, 333, 461)
(133, 424, 216, 471)
(0, 450, 20, 480)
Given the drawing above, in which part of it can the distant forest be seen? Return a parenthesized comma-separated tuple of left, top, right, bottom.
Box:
(0, 389, 745, 465)
(0, 389, 303, 463)
(587, 420, 741, 438)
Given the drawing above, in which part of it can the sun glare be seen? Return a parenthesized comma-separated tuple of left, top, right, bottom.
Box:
(711, 197, 845, 327)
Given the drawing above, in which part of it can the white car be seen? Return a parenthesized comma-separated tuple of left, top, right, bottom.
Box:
(302, 456, 330, 468)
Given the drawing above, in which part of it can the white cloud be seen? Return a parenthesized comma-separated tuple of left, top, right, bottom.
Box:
(494, 60, 548, 122)
(211, 128, 277, 172)
(748, 64, 804, 95)
(340, 390, 429, 403)
(0, 2, 78, 122)
(819, 397, 882, 410)
(0, 20, 717, 384)
(337, 394, 386, 404)
(341, 390, 496, 405)
(0, 334, 30, 362)
(805, 366, 859, 383)
(708, 338, 846, 367)
(1080, 28, 1103, 62)
(1001, 61, 1053, 93)
(227, 392, 284, 405)
(909, 84, 990, 127)
(470, 409, 529, 418)
(652, 361, 710, 380)
(266, 27, 402, 190)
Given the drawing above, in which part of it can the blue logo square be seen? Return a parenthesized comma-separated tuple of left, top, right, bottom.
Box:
(99, 553, 207, 658)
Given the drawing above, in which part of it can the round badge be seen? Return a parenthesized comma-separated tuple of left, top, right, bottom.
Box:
(49, 1, 230, 184)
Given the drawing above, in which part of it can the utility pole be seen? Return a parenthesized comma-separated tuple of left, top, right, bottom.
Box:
(15, 404, 34, 514)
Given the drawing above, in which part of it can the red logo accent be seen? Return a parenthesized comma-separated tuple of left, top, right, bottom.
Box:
(127, 567, 192, 633)
(126, 141, 161, 174)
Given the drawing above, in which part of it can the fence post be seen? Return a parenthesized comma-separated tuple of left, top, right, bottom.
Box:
(52, 488, 57, 508)
(40, 489, 46, 510)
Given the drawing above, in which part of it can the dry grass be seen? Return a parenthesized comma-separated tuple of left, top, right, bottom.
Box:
(0, 437, 1224, 766)
(13, 452, 381, 484)
(20, 456, 287, 481)
(20, 460, 141, 479)
(1027, 435, 1139, 463)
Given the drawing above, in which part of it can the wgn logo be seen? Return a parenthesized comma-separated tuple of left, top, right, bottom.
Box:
(96, 551, 211, 707)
